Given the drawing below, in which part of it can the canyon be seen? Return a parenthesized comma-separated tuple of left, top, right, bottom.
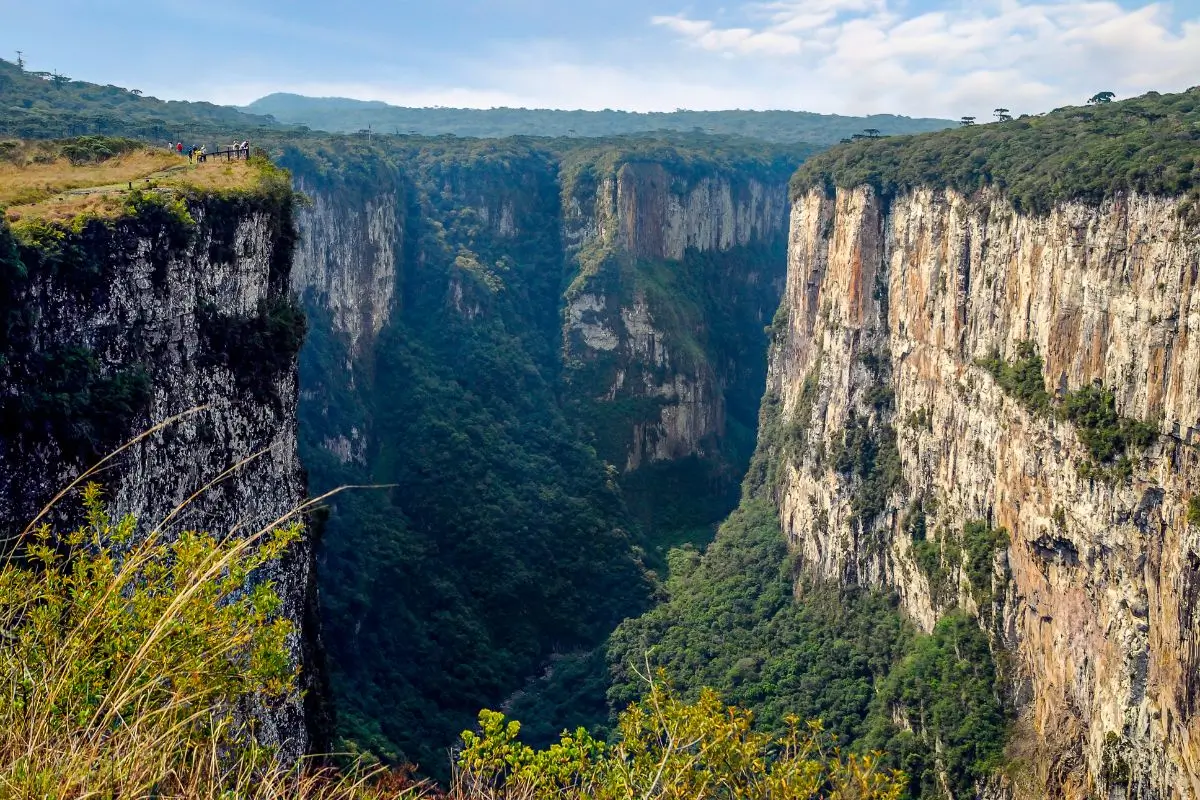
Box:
(4, 69, 1198, 799)
(281, 137, 800, 764)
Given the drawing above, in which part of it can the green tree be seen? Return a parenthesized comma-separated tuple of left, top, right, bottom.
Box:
(1088, 91, 1116, 104)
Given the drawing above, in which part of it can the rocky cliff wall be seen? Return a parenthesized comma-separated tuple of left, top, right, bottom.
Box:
(0, 194, 314, 762)
(292, 178, 399, 356)
(563, 160, 789, 472)
(770, 185, 1200, 798)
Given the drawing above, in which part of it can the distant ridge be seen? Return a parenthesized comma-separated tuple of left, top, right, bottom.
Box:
(243, 93, 955, 145)
(0, 58, 286, 141)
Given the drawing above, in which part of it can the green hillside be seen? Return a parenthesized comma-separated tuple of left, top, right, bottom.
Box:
(244, 92, 954, 145)
(0, 57, 286, 140)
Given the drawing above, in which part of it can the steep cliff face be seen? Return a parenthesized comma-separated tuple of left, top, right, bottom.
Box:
(771, 184, 1200, 798)
(0, 192, 315, 762)
(292, 179, 399, 356)
(562, 159, 788, 484)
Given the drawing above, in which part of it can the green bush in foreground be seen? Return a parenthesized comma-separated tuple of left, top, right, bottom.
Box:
(0, 483, 383, 798)
(458, 675, 904, 800)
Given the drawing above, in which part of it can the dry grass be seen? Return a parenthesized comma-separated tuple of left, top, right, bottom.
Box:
(2, 148, 262, 225)
(0, 148, 180, 206)
(0, 416, 424, 799)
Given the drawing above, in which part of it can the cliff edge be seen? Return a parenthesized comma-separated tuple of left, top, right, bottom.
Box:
(769, 89, 1200, 798)
(0, 146, 319, 762)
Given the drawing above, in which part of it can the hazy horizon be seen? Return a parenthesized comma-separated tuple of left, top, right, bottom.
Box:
(4, 1, 1200, 120)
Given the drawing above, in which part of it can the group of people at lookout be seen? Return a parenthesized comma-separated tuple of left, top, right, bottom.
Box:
(165, 139, 250, 161)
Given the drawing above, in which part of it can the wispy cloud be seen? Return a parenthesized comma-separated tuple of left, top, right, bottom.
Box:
(647, 0, 1200, 116)
(125, 0, 1200, 118)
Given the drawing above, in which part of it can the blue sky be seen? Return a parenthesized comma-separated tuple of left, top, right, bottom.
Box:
(4, 0, 1200, 117)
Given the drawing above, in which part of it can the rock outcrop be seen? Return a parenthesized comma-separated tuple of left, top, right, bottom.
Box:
(769, 184, 1200, 798)
(563, 160, 789, 471)
(0, 193, 315, 763)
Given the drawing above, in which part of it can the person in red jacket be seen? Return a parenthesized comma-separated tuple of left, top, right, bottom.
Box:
(176, 142, 183, 154)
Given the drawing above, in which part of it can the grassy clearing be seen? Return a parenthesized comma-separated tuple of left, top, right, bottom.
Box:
(1, 138, 263, 224)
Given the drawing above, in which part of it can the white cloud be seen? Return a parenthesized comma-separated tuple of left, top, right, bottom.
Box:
(177, 1, 1200, 119)
(649, 0, 1200, 117)
(651, 14, 804, 55)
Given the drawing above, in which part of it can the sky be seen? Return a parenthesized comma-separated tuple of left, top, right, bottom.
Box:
(3, 0, 1200, 119)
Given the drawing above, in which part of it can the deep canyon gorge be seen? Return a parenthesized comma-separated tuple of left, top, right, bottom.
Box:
(3, 55, 1200, 798)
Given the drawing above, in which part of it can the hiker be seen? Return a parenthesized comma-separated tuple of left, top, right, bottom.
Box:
(176, 142, 183, 154)
(187, 145, 194, 162)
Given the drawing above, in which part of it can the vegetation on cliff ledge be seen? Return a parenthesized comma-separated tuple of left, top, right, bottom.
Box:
(791, 87, 1200, 218)
(1, 136, 296, 226)
(979, 342, 1159, 481)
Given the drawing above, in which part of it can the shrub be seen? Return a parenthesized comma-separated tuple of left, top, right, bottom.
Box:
(977, 341, 1050, 415)
(457, 675, 905, 800)
(832, 417, 903, 532)
(0, 483, 386, 798)
(1060, 382, 1158, 465)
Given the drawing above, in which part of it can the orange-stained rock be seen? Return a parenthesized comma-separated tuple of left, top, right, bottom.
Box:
(773, 185, 1200, 798)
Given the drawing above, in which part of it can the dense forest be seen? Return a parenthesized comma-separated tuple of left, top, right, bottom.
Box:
(792, 87, 1200, 214)
(246, 92, 953, 144)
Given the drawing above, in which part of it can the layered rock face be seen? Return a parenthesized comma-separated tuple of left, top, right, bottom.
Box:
(0, 196, 314, 762)
(563, 161, 789, 471)
(770, 185, 1200, 798)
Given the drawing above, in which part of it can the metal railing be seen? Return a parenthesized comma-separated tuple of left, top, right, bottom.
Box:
(197, 146, 249, 163)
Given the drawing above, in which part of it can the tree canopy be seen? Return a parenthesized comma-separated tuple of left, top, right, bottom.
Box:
(791, 87, 1200, 216)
